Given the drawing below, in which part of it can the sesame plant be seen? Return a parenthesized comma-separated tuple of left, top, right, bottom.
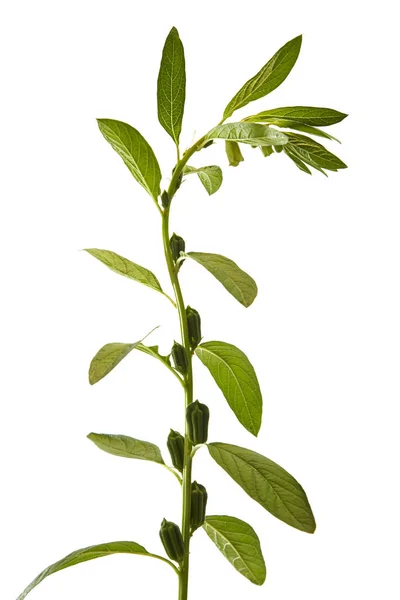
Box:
(17, 27, 347, 600)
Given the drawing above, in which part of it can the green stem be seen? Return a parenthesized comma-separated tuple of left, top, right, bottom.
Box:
(161, 130, 212, 600)
(162, 208, 193, 600)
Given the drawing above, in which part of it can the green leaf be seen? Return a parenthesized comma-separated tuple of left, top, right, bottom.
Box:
(87, 432, 165, 464)
(286, 133, 347, 173)
(280, 122, 340, 142)
(283, 146, 312, 174)
(208, 443, 316, 534)
(89, 327, 157, 385)
(84, 248, 163, 294)
(223, 35, 302, 120)
(157, 26, 186, 146)
(97, 119, 161, 201)
(203, 515, 266, 585)
(187, 252, 257, 307)
(17, 541, 177, 600)
(195, 341, 262, 435)
(243, 106, 347, 126)
(225, 141, 244, 166)
(184, 165, 223, 196)
(206, 122, 288, 147)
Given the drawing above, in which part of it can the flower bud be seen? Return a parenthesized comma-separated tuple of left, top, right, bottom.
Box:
(167, 429, 184, 472)
(171, 341, 189, 375)
(186, 400, 209, 445)
(186, 306, 201, 350)
(159, 519, 184, 563)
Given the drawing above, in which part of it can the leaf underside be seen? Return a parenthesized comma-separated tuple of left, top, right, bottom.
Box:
(203, 515, 266, 585)
(89, 327, 157, 385)
(206, 122, 288, 147)
(195, 341, 262, 435)
(208, 442, 316, 533)
(84, 248, 163, 294)
(187, 252, 257, 307)
(16, 541, 153, 600)
(184, 165, 223, 195)
(87, 432, 165, 464)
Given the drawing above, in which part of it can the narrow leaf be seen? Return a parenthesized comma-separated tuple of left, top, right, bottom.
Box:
(206, 122, 288, 147)
(89, 327, 157, 385)
(187, 252, 257, 307)
(280, 122, 340, 142)
(87, 432, 165, 464)
(225, 141, 244, 166)
(97, 119, 161, 200)
(184, 165, 223, 196)
(157, 27, 186, 146)
(17, 541, 174, 600)
(203, 515, 266, 585)
(286, 133, 347, 172)
(283, 146, 312, 174)
(243, 106, 347, 126)
(84, 248, 163, 294)
(208, 443, 316, 534)
(223, 35, 302, 120)
(195, 341, 262, 435)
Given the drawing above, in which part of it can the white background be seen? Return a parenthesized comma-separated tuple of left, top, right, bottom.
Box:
(1, 1, 399, 599)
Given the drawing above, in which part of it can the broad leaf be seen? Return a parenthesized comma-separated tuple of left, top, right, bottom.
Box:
(184, 165, 223, 196)
(286, 133, 347, 173)
(203, 515, 266, 585)
(243, 106, 347, 127)
(195, 341, 262, 435)
(283, 146, 312, 174)
(84, 248, 163, 294)
(157, 27, 186, 146)
(206, 122, 288, 147)
(223, 35, 302, 120)
(87, 432, 165, 464)
(208, 443, 316, 534)
(97, 119, 161, 200)
(89, 327, 157, 385)
(17, 541, 172, 600)
(187, 252, 257, 307)
(225, 141, 244, 166)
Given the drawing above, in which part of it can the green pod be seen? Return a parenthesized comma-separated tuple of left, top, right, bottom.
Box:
(161, 190, 170, 208)
(190, 481, 208, 531)
(169, 233, 185, 264)
(159, 519, 184, 563)
(171, 341, 189, 375)
(186, 400, 209, 445)
(186, 306, 201, 350)
(167, 429, 184, 472)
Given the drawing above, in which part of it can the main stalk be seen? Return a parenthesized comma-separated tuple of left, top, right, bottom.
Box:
(162, 206, 193, 600)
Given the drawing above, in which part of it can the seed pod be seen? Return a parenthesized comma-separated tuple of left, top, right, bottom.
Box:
(167, 429, 184, 472)
(186, 400, 209, 445)
(190, 481, 208, 531)
(175, 171, 183, 191)
(159, 519, 184, 563)
(171, 341, 189, 375)
(161, 190, 170, 208)
(186, 306, 201, 350)
(169, 233, 185, 264)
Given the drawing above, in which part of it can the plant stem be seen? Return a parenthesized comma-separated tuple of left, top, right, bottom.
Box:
(161, 131, 211, 600)
(162, 206, 193, 600)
